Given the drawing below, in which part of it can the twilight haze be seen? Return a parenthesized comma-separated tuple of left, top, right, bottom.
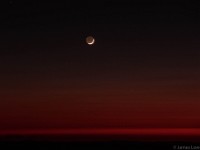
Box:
(0, 1, 200, 141)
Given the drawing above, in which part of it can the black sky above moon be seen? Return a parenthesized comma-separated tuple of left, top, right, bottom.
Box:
(0, 1, 199, 83)
(1, 1, 199, 77)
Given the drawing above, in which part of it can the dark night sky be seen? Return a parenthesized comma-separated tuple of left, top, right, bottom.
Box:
(0, 1, 200, 131)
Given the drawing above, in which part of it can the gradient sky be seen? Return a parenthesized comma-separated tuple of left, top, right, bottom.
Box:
(0, 1, 199, 131)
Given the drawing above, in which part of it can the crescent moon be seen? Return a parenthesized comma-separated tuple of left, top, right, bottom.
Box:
(86, 36, 95, 45)
(88, 39, 95, 45)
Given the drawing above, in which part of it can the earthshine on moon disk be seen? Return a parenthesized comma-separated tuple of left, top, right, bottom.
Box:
(86, 36, 95, 45)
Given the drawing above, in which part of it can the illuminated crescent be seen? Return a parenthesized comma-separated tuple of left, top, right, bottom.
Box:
(86, 36, 95, 45)
(88, 39, 95, 45)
